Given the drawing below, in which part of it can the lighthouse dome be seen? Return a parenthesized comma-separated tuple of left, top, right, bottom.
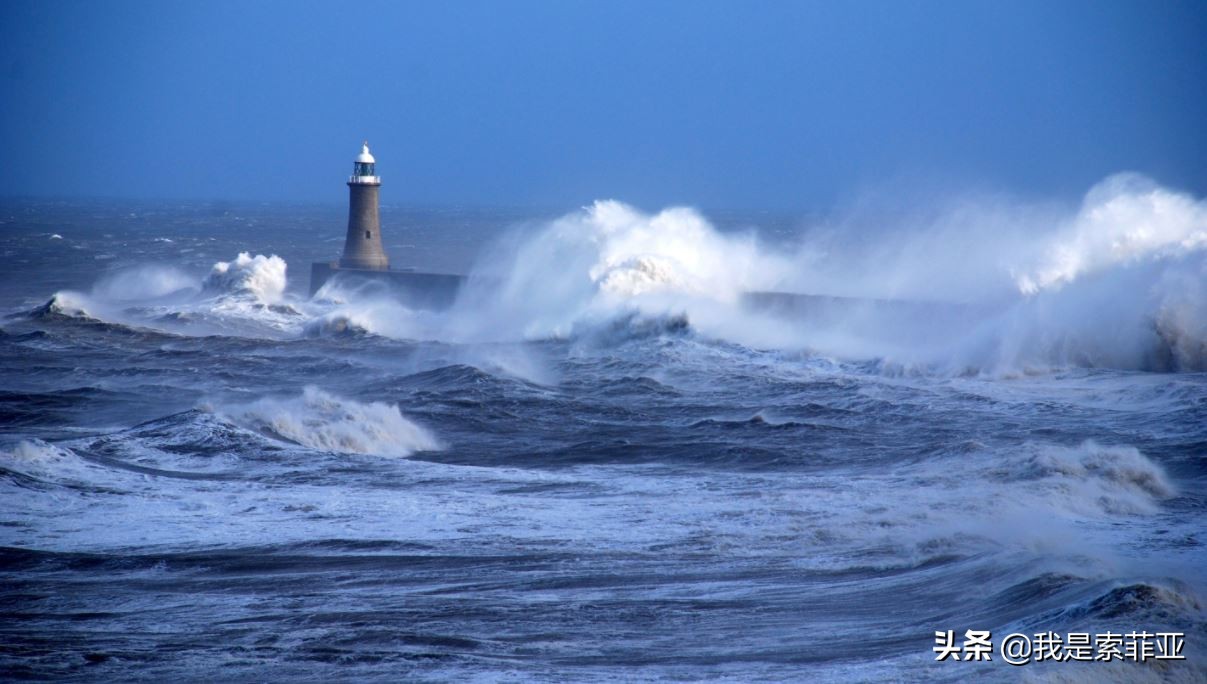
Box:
(356, 142, 376, 164)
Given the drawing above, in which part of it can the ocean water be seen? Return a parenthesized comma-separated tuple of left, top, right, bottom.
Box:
(1, 180, 1205, 682)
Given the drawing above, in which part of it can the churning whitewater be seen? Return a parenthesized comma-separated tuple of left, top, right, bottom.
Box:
(1, 175, 1205, 682)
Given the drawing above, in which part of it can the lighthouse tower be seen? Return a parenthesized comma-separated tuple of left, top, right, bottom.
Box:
(310, 141, 465, 300)
(339, 141, 389, 270)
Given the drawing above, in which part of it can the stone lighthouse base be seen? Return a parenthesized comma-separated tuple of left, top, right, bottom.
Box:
(309, 262, 466, 310)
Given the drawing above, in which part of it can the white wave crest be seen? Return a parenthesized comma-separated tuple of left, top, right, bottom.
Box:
(22, 252, 302, 338)
(203, 252, 287, 303)
(1000, 440, 1175, 516)
(583, 202, 778, 300)
(34, 291, 94, 319)
(302, 312, 373, 337)
(213, 387, 440, 457)
(0, 439, 100, 485)
(4, 439, 75, 464)
(448, 200, 784, 341)
(1015, 174, 1207, 295)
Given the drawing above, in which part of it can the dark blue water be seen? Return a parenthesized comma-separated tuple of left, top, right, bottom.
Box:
(1, 198, 1204, 682)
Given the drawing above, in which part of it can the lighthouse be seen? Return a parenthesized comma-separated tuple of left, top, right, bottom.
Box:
(339, 142, 389, 270)
(310, 141, 466, 305)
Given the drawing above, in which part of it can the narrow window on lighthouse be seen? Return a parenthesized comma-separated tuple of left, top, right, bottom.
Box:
(366, 231, 371, 239)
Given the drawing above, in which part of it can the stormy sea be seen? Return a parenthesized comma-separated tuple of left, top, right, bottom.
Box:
(2, 174, 1205, 682)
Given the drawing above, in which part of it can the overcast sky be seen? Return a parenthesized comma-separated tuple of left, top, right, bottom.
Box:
(2, 1, 1205, 210)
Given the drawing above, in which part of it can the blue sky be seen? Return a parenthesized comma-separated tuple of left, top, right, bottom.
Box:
(2, 1, 1204, 210)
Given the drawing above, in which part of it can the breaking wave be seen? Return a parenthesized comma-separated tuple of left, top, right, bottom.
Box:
(1015, 174, 1207, 295)
(210, 386, 440, 457)
(21, 252, 301, 336)
(997, 440, 1176, 516)
(202, 252, 287, 303)
(0, 439, 115, 491)
(26, 291, 97, 321)
(2, 439, 79, 476)
(302, 312, 374, 338)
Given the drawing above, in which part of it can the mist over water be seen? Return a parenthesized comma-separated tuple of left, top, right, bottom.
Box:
(1, 176, 1205, 681)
